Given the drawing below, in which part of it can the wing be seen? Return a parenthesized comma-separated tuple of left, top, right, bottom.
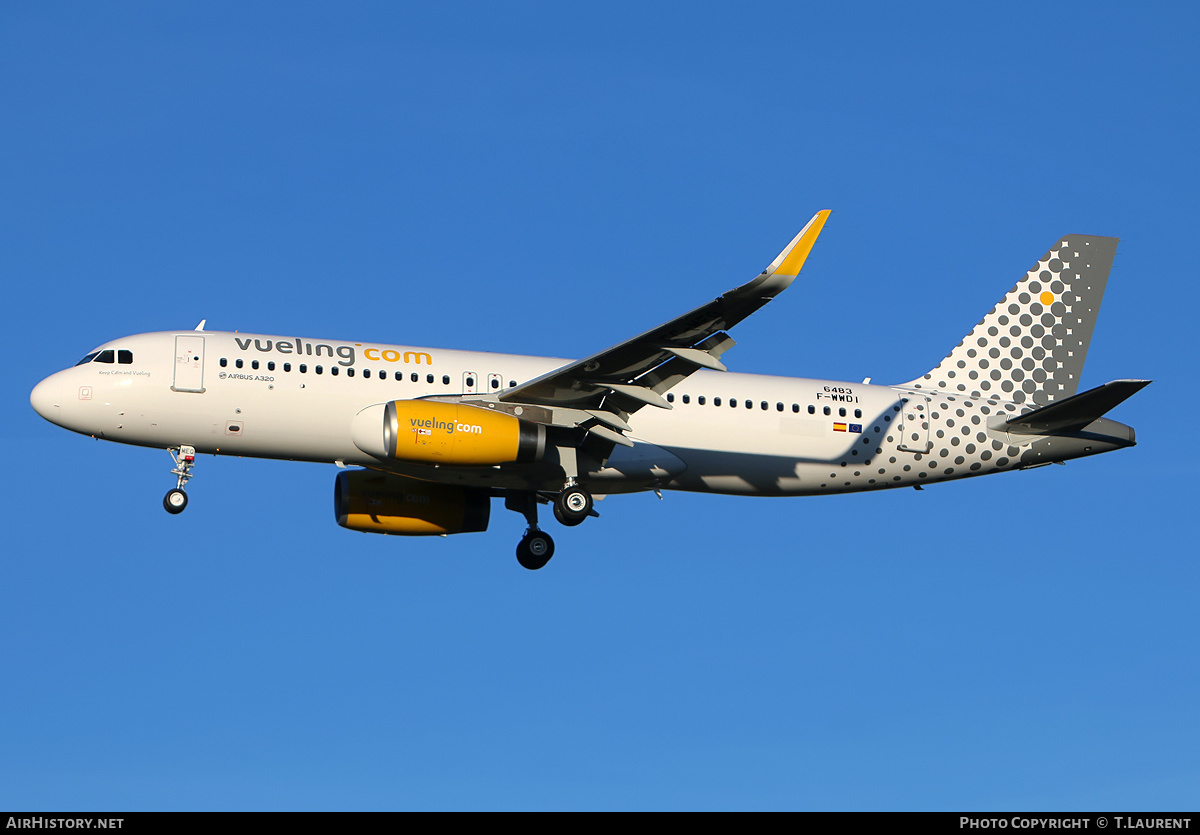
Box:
(498, 211, 831, 440)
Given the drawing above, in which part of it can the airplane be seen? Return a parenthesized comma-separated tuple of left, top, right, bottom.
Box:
(29, 211, 1149, 569)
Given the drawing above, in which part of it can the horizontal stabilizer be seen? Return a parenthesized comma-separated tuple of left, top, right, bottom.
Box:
(1000, 379, 1150, 436)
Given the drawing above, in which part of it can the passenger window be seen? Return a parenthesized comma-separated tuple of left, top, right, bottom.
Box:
(363, 369, 371, 378)
(807, 405, 815, 414)
(284, 363, 291, 372)
(347, 368, 354, 377)
(235, 359, 243, 369)
(823, 406, 831, 416)
(331, 367, 339, 376)
(252, 360, 259, 370)
(426, 374, 434, 384)
(666, 393, 674, 403)
(839, 407, 846, 417)
(267, 361, 275, 371)
(299, 364, 307, 373)
(315, 365, 323, 374)
(491, 378, 499, 389)
(854, 409, 862, 418)
(395, 372, 402, 381)
(95, 350, 115, 363)
(118, 350, 133, 364)
(698, 396, 706, 405)
(442, 375, 450, 385)
(466, 377, 475, 387)
(682, 395, 690, 404)
(509, 380, 517, 388)
(411, 373, 419, 382)
(219, 358, 228, 368)
(776, 402, 783, 411)
(714, 397, 722, 406)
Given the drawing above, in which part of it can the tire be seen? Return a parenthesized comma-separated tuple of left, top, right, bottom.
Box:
(164, 488, 188, 514)
(554, 486, 592, 526)
(516, 531, 555, 570)
(553, 502, 585, 527)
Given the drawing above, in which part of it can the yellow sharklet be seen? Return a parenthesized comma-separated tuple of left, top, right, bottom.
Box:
(768, 209, 831, 277)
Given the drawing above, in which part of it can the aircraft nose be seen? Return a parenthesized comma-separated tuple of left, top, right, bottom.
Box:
(30, 374, 63, 422)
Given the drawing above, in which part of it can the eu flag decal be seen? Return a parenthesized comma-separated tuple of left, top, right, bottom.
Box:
(849, 424, 862, 433)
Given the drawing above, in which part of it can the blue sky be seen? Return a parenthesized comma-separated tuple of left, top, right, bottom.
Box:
(2, 1, 1197, 810)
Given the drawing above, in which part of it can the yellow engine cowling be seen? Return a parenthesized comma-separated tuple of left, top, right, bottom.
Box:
(334, 470, 490, 536)
(351, 400, 546, 466)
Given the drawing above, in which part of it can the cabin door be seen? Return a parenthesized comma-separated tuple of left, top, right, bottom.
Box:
(172, 335, 206, 393)
(897, 394, 931, 453)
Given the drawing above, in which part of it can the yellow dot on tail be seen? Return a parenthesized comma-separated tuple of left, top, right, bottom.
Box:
(1040, 291, 1055, 305)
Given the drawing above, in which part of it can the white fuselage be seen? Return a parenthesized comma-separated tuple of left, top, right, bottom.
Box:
(32, 329, 1107, 499)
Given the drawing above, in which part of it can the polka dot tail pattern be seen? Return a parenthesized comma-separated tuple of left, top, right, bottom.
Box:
(907, 236, 1118, 407)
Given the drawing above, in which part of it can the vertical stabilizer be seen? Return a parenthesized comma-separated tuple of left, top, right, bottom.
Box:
(905, 235, 1118, 405)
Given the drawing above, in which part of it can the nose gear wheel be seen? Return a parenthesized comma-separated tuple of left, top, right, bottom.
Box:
(164, 488, 188, 514)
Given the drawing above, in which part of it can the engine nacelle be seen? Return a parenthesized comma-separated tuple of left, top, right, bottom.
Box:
(334, 470, 490, 536)
(352, 400, 546, 466)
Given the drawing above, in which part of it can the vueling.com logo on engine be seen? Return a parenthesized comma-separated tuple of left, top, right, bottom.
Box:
(410, 417, 482, 436)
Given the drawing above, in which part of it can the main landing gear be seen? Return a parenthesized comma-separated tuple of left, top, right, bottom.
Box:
(517, 529, 555, 571)
(506, 492, 554, 570)
(552, 484, 593, 527)
(163, 445, 196, 515)
(505, 483, 597, 570)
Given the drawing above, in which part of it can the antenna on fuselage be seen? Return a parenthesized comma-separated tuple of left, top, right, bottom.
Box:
(194, 319, 206, 331)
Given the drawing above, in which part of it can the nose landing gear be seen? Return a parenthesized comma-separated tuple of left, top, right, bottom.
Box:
(164, 445, 197, 515)
(504, 482, 598, 569)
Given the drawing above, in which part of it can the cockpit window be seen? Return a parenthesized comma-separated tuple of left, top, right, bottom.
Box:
(95, 350, 115, 363)
(75, 351, 100, 366)
(118, 350, 133, 364)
